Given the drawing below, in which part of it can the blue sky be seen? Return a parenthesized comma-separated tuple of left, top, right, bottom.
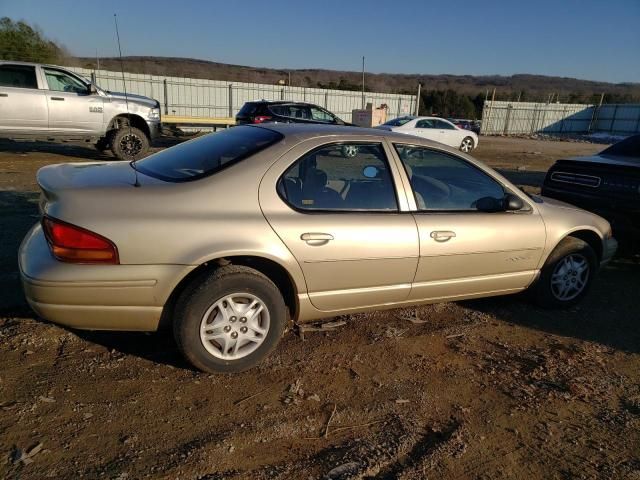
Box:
(2, 0, 639, 83)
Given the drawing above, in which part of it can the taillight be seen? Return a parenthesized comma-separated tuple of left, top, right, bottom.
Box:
(252, 115, 272, 124)
(42, 216, 119, 264)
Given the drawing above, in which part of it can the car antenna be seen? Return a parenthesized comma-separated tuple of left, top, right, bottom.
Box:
(114, 13, 140, 187)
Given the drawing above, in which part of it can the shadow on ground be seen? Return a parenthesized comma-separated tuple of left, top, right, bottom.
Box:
(465, 258, 640, 354)
(0, 190, 39, 316)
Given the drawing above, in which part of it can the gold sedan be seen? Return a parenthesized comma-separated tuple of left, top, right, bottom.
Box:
(19, 124, 617, 373)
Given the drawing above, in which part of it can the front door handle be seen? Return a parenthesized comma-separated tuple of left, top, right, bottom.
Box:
(50, 97, 65, 101)
(0, 93, 8, 97)
(301, 232, 334, 246)
(430, 230, 456, 242)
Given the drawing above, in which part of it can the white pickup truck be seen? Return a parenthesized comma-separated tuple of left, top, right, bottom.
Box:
(0, 61, 161, 160)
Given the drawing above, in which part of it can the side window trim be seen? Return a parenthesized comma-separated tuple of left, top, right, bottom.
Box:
(392, 143, 508, 213)
(277, 141, 401, 214)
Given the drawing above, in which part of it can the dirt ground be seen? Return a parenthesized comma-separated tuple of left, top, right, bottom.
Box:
(1, 136, 639, 480)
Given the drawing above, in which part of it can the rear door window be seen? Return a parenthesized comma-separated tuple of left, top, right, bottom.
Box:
(0, 65, 38, 89)
(278, 143, 398, 211)
(136, 126, 283, 182)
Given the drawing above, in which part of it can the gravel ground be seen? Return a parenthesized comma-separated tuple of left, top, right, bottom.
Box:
(1, 136, 638, 480)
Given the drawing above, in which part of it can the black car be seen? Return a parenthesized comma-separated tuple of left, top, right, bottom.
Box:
(236, 101, 347, 125)
(542, 134, 640, 253)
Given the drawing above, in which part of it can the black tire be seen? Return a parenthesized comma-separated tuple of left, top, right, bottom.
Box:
(109, 127, 149, 161)
(460, 136, 474, 153)
(173, 265, 287, 374)
(95, 137, 110, 152)
(531, 237, 598, 308)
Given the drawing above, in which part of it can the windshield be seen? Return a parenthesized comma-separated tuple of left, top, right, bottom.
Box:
(136, 126, 283, 182)
(383, 116, 415, 126)
(600, 134, 640, 159)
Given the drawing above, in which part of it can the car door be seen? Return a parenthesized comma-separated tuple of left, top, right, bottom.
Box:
(390, 143, 545, 301)
(0, 64, 48, 133)
(41, 66, 104, 134)
(412, 119, 443, 143)
(435, 119, 462, 148)
(260, 138, 418, 312)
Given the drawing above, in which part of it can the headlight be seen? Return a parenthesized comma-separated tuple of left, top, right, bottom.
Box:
(148, 108, 160, 120)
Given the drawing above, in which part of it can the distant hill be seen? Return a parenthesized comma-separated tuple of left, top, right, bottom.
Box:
(73, 55, 640, 104)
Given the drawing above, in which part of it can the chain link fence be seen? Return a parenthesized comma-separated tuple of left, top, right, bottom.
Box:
(67, 66, 416, 123)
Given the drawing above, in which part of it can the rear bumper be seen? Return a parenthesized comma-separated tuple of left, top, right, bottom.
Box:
(19, 223, 194, 331)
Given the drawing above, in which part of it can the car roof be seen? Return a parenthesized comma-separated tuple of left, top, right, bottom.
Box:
(0, 60, 68, 69)
(248, 100, 318, 107)
(251, 123, 457, 150)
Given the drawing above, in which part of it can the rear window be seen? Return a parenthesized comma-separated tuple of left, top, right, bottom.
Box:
(0, 64, 38, 89)
(237, 102, 259, 116)
(383, 117, 414, 127)
(601, 134, 640, 159)
(136, 126, 283, 182)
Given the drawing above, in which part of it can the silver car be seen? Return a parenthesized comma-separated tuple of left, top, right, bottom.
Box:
(0, 61, 160, 160)
(19, 124, 617, 373)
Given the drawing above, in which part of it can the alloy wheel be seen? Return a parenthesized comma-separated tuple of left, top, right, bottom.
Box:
(550, 253, 590, 301)
(460, 138, 474, 153)
(199, 293, 270, 360)
(119, 133, 143, 158)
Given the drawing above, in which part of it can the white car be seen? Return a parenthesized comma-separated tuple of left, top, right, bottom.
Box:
(377, 116, 478, 153)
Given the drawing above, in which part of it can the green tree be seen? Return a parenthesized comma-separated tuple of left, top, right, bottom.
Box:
(0, 17, 63, 63)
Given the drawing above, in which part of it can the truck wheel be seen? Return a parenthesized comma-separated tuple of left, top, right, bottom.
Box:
(109, 127, 149, 161)
(173, 265, 287, 374)
(531, 237, 597, 308)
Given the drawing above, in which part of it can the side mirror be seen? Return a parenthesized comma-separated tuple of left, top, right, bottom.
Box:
(363, 165, 379, 178)
(87, 83, 98, 95)
(476, 196, 504, 212)
(504, 193, 524, 211)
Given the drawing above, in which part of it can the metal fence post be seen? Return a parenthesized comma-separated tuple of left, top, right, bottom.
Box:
(90, 72, 96, 84)
(163, 79, 169, 115)
(324, 91, 328, 108)
(280, 88, 285, 100)
(609, 104, 619, 133)
(228, 84, 233, 118)
(503, 104, 513, 134)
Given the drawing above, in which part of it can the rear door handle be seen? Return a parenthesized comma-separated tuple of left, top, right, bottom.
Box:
(0, 93, 8, 97)
(50, 97, 65, 101)
(301, 232, 334, 246)
(430, 230, 456, 242)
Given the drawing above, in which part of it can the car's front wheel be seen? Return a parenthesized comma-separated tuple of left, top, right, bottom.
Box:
(460, 136, 475, 153)
(109, 127, 149, 161)
(173, 265, 287, 373)
(531, 237, 597, 308)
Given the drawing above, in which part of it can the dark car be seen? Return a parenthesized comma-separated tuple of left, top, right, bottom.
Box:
(541, 134, 640, 253)
(448, 118, 481, 134)
(236, 101, 347, 125)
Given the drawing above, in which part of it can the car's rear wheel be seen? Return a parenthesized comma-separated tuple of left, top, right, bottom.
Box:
(460, 136, 474, 153)
(531, 237, 597, 308)
(109, 127, 149, 161)
(173, 265, 287, 373)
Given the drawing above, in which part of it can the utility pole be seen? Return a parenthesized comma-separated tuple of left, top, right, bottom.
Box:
(288, 72, 291, 87)
(96, 48, 100, 71)
(415, 83, 421, 116)
(361, 56, 365, 109)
